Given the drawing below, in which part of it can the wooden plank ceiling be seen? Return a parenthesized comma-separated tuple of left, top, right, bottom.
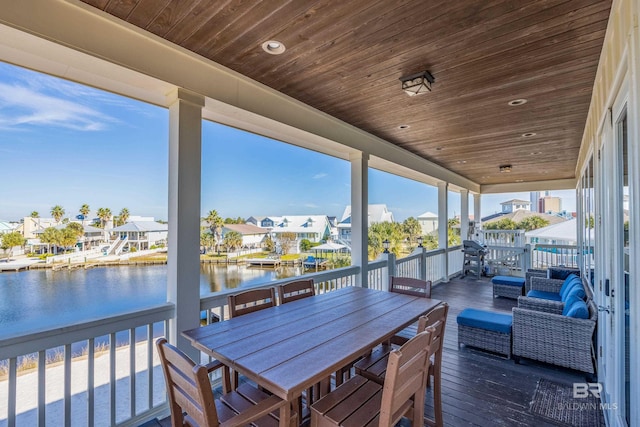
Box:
(81, 0, 611, 186)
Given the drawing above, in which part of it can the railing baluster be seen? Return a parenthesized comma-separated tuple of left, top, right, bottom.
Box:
(130, 327, 136, 417)
(64, 344, 71, 427)
(110, 332, 116, 426)
(8, 357, 16, 427)
(88, 338, 95, 427)
(147, 323, 153, 411)
(38, 351, 45, 427)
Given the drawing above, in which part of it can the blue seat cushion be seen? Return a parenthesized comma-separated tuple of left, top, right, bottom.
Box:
(491, 276, 525, 287)
(559, 274, 582, 299)
(562, 295, 589, 319)
(457, 308, 512, 334)
(527, 290, 562, 301)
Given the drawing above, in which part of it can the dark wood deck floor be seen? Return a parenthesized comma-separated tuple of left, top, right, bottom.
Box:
(148, 276, 590, 427)
(420, 274, 587, 426)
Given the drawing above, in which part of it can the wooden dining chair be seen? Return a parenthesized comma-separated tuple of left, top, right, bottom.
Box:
(390, 276, 432, 298)
(156, 338, 293, 427)
(310, 327, 437, 427)
(354, 302, 449, 427)
(277, 279, 315, 304)
(228, 287, 277, 318)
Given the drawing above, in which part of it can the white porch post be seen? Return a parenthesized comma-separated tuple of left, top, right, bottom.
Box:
(167, 88, 204, 358)
(460, 189, 469, 241)
(350, 152, 369, 287)
(473, 193, 482, 237)
(438, 182, 448, 282)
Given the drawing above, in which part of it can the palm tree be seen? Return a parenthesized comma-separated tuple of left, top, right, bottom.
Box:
(80, 204, 90, 224)
(50, 205, 65, 224)
(205, 210, 224, 252)
(223, 231, 243, 253)
(119, 208, 130, 225)
(96, 207, 112, 228)
(30, 211, 39, 218)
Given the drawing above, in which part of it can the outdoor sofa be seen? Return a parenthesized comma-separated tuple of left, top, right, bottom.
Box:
(512, 276, 597, 374)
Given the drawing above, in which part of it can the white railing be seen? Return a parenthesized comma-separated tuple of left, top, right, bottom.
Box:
(530, 244, 579, 269)
(447, 246, 463, 278)
(484, 245, 527, 276)
(0, 304, 174, 427)
(481, 229, 526, 247)
(113, 236, 129, 256)
(367, 261, 386, 291)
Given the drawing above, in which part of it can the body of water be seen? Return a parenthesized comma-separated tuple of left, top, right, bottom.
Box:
(0, 264, 302, 338)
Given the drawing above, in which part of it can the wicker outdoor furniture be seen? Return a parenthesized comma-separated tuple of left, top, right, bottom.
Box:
(519, 273, 586, 314)
(492, 275, 525, 299)
(524, 268, 547, 293)
(457, 308, 513, 358)
(512, 298, 597, 374)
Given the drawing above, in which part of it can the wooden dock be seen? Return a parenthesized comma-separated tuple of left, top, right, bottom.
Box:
(0, 260, 39, 272)
(245, 258, 282, 268)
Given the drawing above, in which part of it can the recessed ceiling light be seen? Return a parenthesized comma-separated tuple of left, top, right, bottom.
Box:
(522, 132, 537, 137)
(508, 99, 527, 106)
(398, 124, 410, 129)
(530, 151, 542, 155)
(515, 179, 524, 183)
(457, 160, 467, 164)
(435, 147, 443, 151)
(499, 165, 512, 173)
(262, 40, 286, 55)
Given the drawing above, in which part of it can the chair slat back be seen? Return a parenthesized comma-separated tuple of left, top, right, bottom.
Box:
(378, 329, 434, 426)
(278, 279, 315, 304)
(417, 302, 449, 334)
(228, 287, 277, 318)
(156, 338, 219, 427)
(390, 276, 432, 298)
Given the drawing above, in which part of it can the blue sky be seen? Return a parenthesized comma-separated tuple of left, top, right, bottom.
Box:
(0, 61, 575, 223)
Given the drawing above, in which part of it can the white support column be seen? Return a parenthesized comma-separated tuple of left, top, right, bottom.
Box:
(437, 182, 448, 282)
(474, 193, 482, 238)
(460, 189, 469, 241)
(167, 88, 204, 358)
(350, 152, 369, 287)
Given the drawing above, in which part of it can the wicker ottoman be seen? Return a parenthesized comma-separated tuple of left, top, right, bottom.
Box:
(492, 275, 525, 299)
(457, 308, 512, 358)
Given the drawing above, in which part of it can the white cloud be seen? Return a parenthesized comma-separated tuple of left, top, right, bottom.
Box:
(304, 203, 319, 208)
(0, 82, 117, 131)
(312, 173, 328, 179)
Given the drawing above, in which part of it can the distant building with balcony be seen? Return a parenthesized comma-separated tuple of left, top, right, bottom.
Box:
(500, 199, 531, 213)
(110, 220, 168, 252)
(337, 204, 394, 243)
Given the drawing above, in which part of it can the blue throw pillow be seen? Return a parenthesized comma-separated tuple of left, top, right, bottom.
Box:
(563, 284, 586, 302)
(563, 295, 589, 318)
(559, 275, 581, 299)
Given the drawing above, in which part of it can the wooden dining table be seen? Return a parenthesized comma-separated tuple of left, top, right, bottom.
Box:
(182, 286, 442, 427)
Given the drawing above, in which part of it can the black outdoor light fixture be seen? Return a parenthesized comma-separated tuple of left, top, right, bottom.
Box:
(383, 239, 390, 253)
(417, 236, 423, 247)
(400, 70, 435, 96)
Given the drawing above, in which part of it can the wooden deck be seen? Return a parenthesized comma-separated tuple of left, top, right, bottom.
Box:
(421, 274, 586, 427)
(148, 275, 588, 427)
